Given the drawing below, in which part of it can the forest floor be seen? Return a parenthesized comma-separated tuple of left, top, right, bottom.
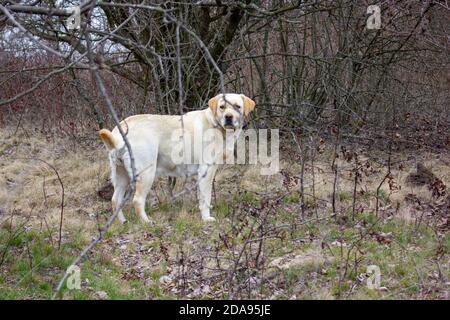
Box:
(0, 125, 448, 299)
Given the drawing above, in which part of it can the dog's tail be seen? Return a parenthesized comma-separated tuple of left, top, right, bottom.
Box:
(98, 129, 118, 150)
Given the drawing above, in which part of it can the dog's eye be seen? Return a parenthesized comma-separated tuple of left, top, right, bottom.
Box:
(219, 105, 225, 110)
(233, 104, 241, 110)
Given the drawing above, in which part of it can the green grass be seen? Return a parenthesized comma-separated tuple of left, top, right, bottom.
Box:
(283, 191, 300, 203)
(234, 191, 260, 206)
(0, 220, 154, 300)
(338, 191, 353, 202)
(0, 193, 447, 300)
(359, 189, 389, 203)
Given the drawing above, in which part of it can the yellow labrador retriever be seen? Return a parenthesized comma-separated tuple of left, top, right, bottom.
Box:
(99, 93, 255, 223)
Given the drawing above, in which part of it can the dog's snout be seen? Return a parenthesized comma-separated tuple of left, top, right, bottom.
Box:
(225, 114, 233, 124)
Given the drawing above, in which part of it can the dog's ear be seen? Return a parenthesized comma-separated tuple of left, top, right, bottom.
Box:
(241, 95, 256, 116)
(208, 94, 221, 114)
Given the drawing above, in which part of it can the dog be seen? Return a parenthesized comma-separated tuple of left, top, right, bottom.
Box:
(99, 93, 255, 223)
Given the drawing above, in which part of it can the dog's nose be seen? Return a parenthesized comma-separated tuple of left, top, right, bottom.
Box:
(225, 114, 233, 124)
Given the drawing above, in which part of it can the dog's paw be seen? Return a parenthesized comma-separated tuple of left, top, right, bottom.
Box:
(139, 217, 155, 227)
(117, 217, 127, 224)
(202, 216, 216, 222)
(141, 218, 152, 224)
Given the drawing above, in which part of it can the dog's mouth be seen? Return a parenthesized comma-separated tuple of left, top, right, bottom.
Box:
(223, 124, 236, 130)
(222, 119, 240, 130)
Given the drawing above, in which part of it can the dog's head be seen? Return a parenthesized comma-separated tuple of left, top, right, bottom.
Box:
(208, 93, 255, 130)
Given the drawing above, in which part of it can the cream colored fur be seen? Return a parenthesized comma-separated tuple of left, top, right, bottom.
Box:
(99, 93, 255, 223)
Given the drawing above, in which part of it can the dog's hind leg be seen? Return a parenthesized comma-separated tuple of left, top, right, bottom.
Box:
(111, 164, 129, 224)
(132, 165, 156, 223)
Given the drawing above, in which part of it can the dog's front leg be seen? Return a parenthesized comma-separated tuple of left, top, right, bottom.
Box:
(197, 164, 218, 222)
